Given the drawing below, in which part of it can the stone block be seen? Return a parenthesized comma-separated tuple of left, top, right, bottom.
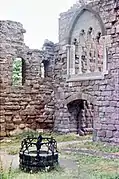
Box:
(115, 120, 119, 124)
(105, 35, 112, 47)
(6, 123, 16, 130)
(101, 91, 112, 96)
(110, 101, 117, 107)
(99, 112, 104, 118)
(115, 138, 119, 143)
(0, 131, 6, 137)
(10, 128, 22, 136)
(97, 130, 106, 137)
(115, 125, 119, 130)
(19, 124, 25, 129)
(99, 107, 106, 112)
(105, 96, 113, 101)
(106, 119, 116, 124)
(109, 14, 117, 22)
(58, 129, 69, 133)
(105, 23, 112, 29)
(96, 101, 102, 106)
(70, 128, 77, 132)
(105, 107, 115, 113)
(13, 115, 22, 124)
(5, 105, 20, 110)
(116, 25, 119, 33)
(0, 116, 5, 123)
(20, 102, 28, 106)
(5, 116, 12, 123)
(97, 96, 105, 101)
(111, 113, 118, 120)
(107, 124, 116, 131)
(99, 137, 110, 142)
(106, 85, 114, 91)
(101, 124, 108, 130)
(99, 85, 106, 91)
(106, 130, 113, 138)
(102, 101, 110, 106)
(111, 27, 116, 34)
(113, 131, 119, 138)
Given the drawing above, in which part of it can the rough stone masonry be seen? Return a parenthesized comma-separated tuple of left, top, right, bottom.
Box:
(0, 21, 55, 136)
(0, 0, 119, 144)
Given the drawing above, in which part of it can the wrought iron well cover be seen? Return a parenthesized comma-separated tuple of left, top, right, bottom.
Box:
(19, 135, 58, 172)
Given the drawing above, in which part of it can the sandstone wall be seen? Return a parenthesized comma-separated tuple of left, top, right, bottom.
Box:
(0, 21, 55, 137)
(54, 0, 119, 143)
(0, 0, 119, 144)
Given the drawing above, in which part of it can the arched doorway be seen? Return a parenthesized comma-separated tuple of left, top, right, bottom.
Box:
(66, 93, 95, 135)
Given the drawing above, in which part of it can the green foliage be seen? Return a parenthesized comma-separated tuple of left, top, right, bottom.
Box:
(0, 160, 13, 179)
(66, 141, 119, 153)
(12, 58, 22, 86)
(0, 132, 119, 179)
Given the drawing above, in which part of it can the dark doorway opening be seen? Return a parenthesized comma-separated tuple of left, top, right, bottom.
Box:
(67, 99, 94, 135)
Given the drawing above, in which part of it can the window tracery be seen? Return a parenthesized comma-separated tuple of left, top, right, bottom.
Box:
(66, 26, 108, 81)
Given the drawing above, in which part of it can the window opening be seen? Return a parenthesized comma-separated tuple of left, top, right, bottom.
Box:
(12, 57, 25, 86)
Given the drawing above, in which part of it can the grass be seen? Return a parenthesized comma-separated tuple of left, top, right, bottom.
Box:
(0, 167, 78, 179)
(0, 130, 119, 155)
(7, 148, 19, 155)
(0, 131, 91, 155)
(1, 155, 119, 179)
(13, 130, 91, 142)
(0, 159, 13, 179)
(0, 131, 119, 179)
(61, 153, 119, 179)
(63, 141, 119, 154)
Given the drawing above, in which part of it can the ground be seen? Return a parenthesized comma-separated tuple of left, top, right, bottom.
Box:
(0, 131, 119, 179)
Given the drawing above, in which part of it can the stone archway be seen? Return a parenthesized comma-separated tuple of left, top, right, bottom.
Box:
(65, 92, 95, 135)
(66, 5, 106, 45)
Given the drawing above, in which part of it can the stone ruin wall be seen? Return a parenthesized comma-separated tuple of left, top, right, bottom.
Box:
(54, 0, 119, 143)
(0, 0, 119, 144)
(0, 21, 55, 137)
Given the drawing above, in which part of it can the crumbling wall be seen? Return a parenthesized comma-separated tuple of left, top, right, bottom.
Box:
(0, 21, 55, 137)
(0, 0, 119, 144)
(54, 0, 119, 143)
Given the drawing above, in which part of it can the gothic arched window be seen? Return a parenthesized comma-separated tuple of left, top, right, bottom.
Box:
(66, 6, 109, 81)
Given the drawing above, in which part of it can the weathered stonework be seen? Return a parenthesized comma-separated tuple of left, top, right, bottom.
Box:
(0, 21, 55, 137)
(0, 0, 119, 144)
(54, 0, 119, 144)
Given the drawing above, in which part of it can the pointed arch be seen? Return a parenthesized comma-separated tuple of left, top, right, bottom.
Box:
(66, 5, 106, 44)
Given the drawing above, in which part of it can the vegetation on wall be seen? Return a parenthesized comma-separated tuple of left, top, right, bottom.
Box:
(12, 58, 22, 86)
